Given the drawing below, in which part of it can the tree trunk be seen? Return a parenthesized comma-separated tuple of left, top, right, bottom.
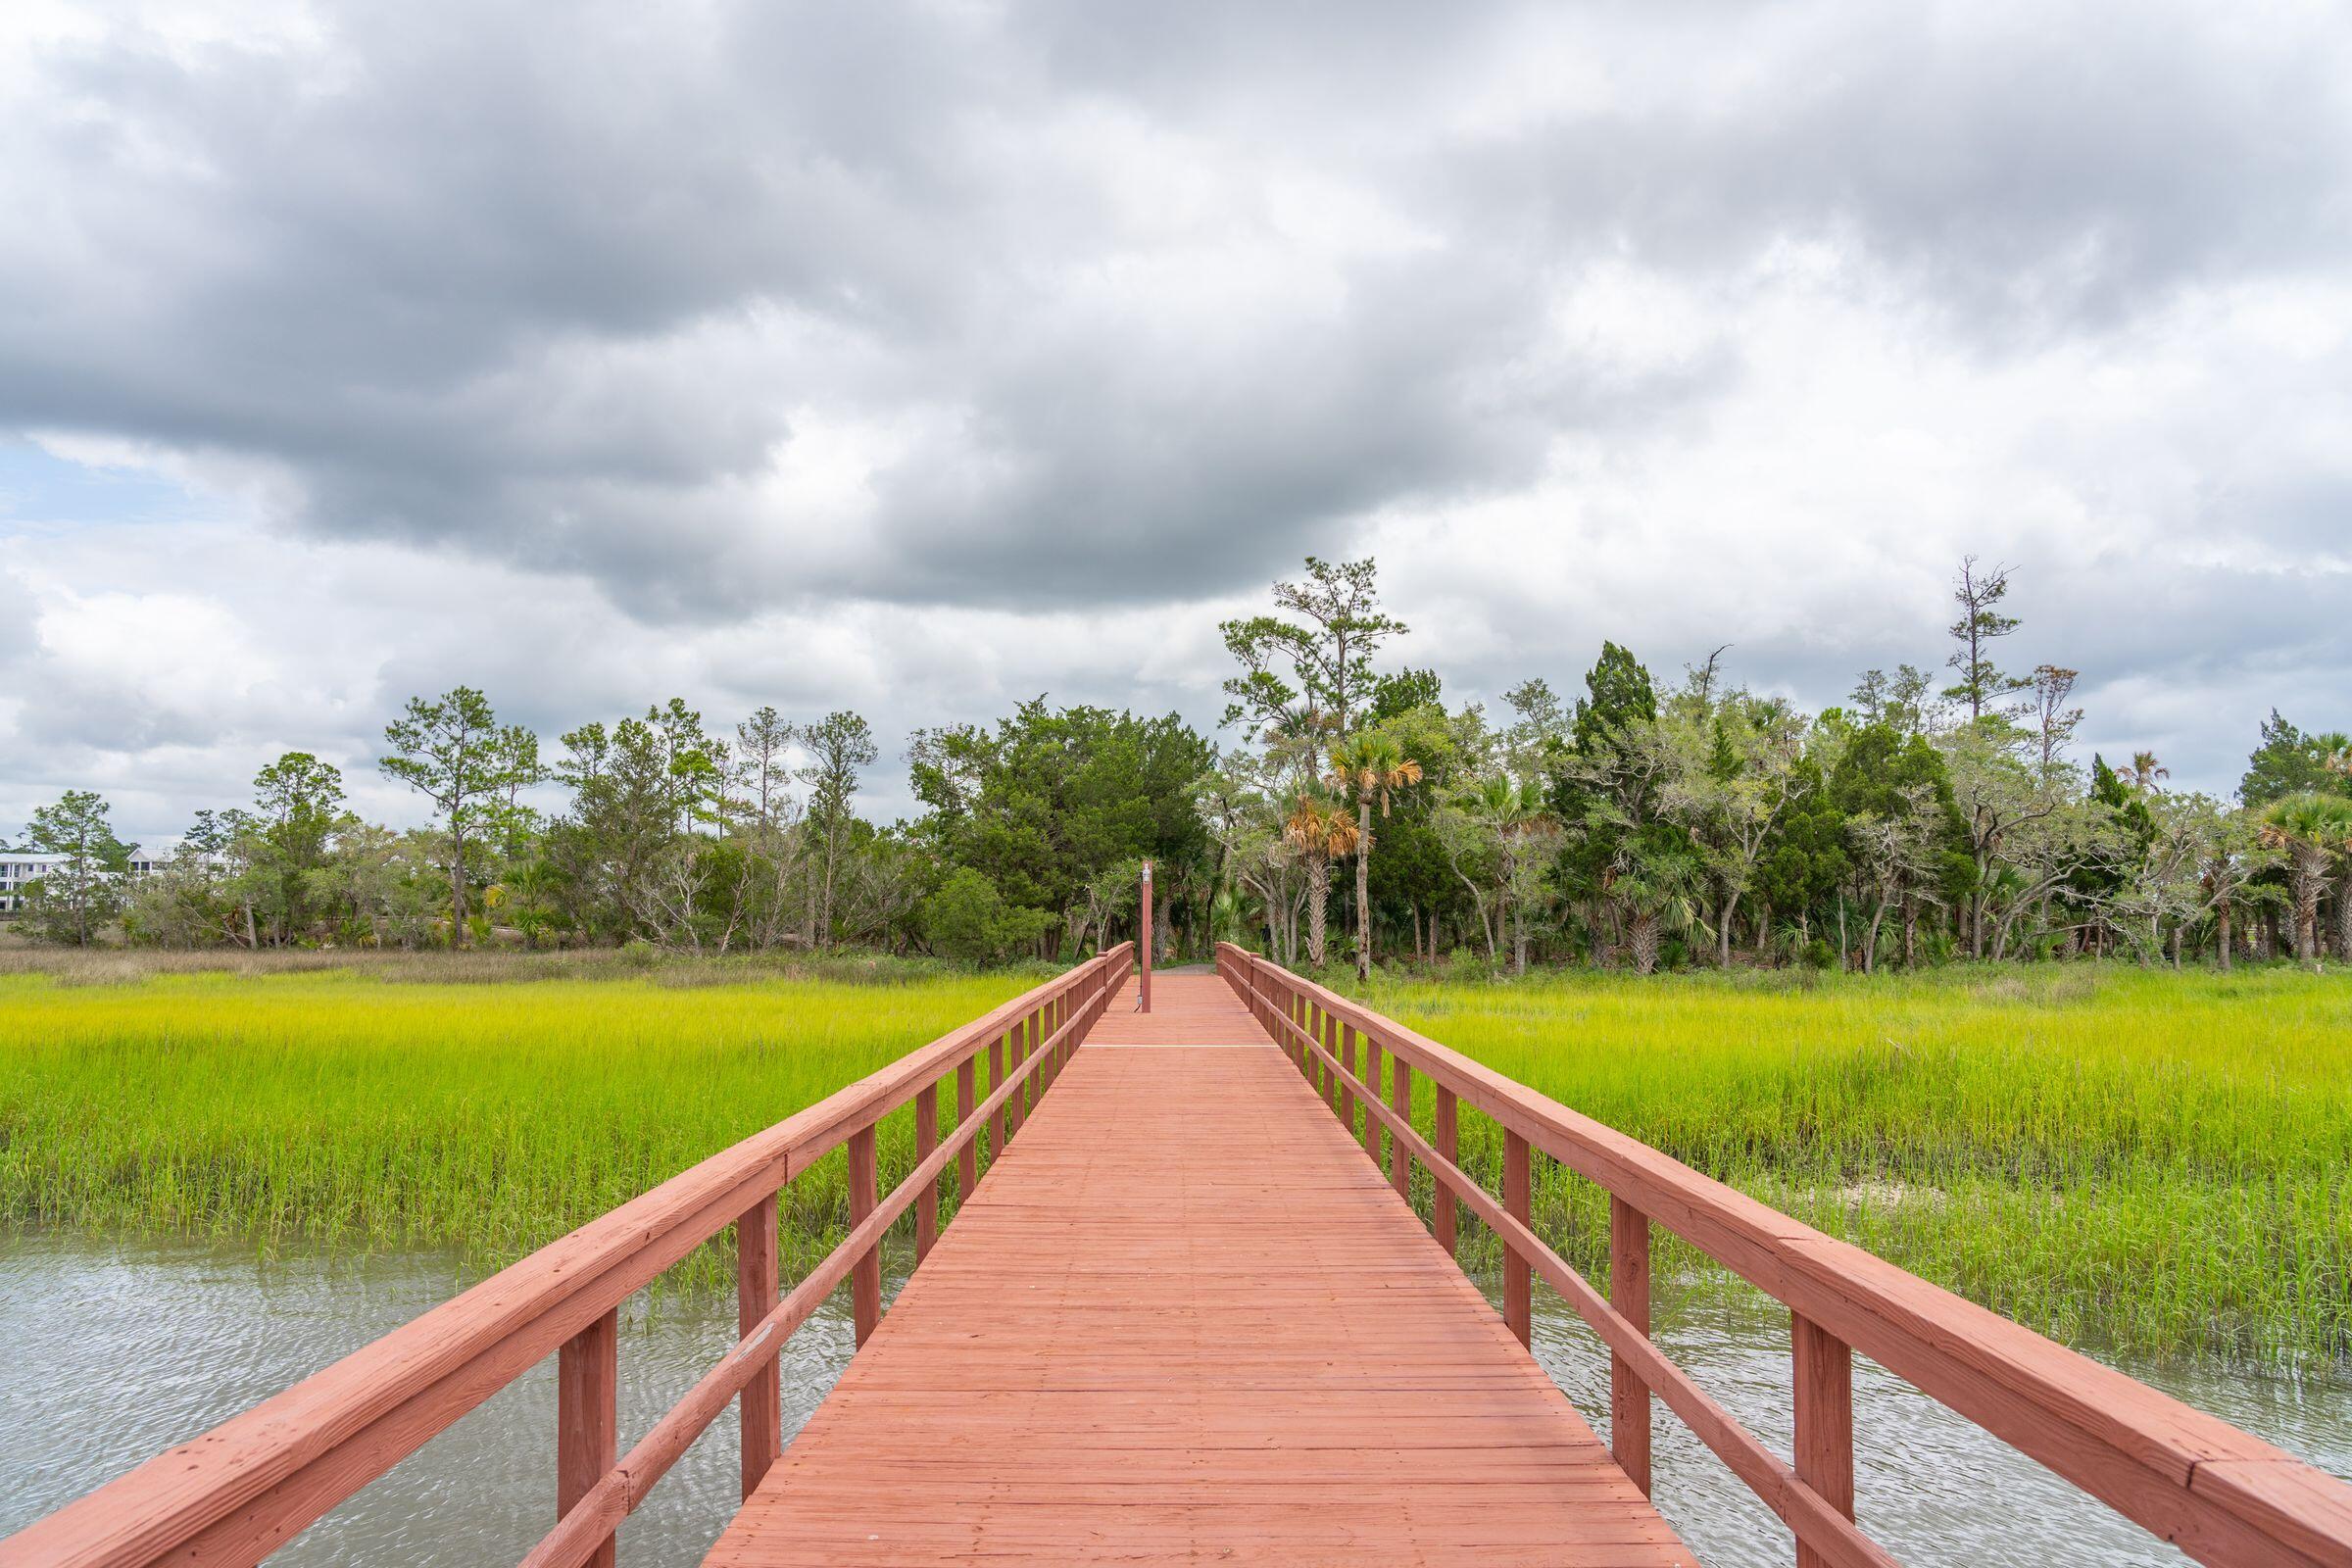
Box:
(1719, 888, 1740, 969)
(1355, 800, 1374, 982)
(2335, 870, 2352, 962)
(1862, 898, 1886, 973)
(2217, 900, 2233, 973)
(450, 833, 469, 949)
(1305, 857, 1330, 967)
(1629, 911, 1659, 975)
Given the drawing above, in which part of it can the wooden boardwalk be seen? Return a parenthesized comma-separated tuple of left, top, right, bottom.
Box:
(707, 975, 1690, 1566)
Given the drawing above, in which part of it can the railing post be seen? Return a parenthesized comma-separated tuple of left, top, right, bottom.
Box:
(1324, 1012, 1342, 1113)
(914, 1082, 940, 1261)
(849, 1124, 880, 1346)
(558, 1307, 617, 1568)
(1503, 1131, 1531, 1347)
(1361, 1033, 1384, 1162)
(1339, 1021, 1357, 1140)
(988, 1031, 1006, 1161)
(1611, 1197, 1653, 1495)
(1008, 1013, 1029, 1136)
(1389, 1055, 1412, 1198)
(737, 1195, 781, 1498)
(1434, 1087, 1457, 1256)
(1793, 1313, 1855, 1568)
(957, 1055, 978, 1199)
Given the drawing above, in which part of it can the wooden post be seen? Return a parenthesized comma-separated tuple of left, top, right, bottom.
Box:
(1793, 1312, 1855, 1568)
(1338, 1021, 1357, 1140)
(558, 1307, 617, 1568)
(849, 1125, 880, 1346)
(737, 1196, 780, 1498)
(1325, 1013, 1342, 1113)
(1434, 1087, 1458, 1256)
(1503, 1131, 1531, 1348)
(988, 1034, 1006, 1161)
(1611, 1198, 1653, 1495)
(1361, 1035, 1384, 1162)
(1008, 1014, 1029, 1136)
(1139, 860, 1153, 1012)
(914, 1083, 940, 1261)
(1389, 1056, 1412, 1198)
(956, 1056, 977, 1198)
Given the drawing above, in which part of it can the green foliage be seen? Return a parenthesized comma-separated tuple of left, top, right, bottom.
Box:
(23, 791, 132, 946)
(2239, 710, 2352, 807)
(911, 700, 1214, 956)
(1219, 556, 1406, 733)
(921, 868, 1056, 964)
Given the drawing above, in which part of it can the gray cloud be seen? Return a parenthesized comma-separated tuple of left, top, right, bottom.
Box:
(2, 0, 2349, 831)
(7, 1, 2347, 618)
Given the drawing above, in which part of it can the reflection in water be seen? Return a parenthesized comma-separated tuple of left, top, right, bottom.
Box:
(0, 1233, 903, 1565)
(5, 1234, 2348, 1565)
(1484, 1273, 2352, 1568)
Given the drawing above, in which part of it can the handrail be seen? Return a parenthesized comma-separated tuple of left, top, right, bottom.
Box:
(1215, 943, 2352, 1568)
(6, 944, 1136, 1568)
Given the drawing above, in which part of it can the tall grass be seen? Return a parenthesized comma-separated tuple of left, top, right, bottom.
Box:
(1346, 964, 2352, 1368)
(0, 962, 1033, 1288)
(5, 954, 2345, 1366)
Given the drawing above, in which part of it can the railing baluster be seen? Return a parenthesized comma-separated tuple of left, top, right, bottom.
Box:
(1339, 1022, 1357, 1141)
(989, 1031, 1007, 1161)
(1793, 1313, 1855, 1568)
(558, 1307, 617, 1568)
(1434, 1088, 1457, 1256)
(1503, 1130, 1531, 1347)
(849, 1124, 880, 1346)
(956, 1056, 978, 1199)
(1610, 1198, 1653, 1494)
(1324, 1012, 1342, 1113)
(914, 1083, 940, 1261)
(1389, 1056, 1412, 1198)
(1010, 1013, 1029, 1136)
(736, 1195, 782, 1498)
(1362, 1034, 1384, 1162)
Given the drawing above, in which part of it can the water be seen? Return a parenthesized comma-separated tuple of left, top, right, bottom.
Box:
(0, 1232, 904, 1564)
(1491, 1274, 2352, 1568)
(4, 1235, 2348, 1564)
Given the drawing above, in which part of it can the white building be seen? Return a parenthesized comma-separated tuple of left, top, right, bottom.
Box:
(0, 849, 162, 913)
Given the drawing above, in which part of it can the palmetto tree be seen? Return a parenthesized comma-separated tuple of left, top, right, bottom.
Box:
(1456, 775, 1556, 975)
(2257, 792, 2352, 970)
(1608, 834, 1702, 975)
(1330, 730, 1423, 981)
(1284, 786, 1359, 968)
(2124, 751, 2170, 792)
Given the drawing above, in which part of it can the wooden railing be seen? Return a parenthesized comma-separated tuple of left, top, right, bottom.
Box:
(4, 945, 1135, 1568)
(1216, 944, 2352, 1568)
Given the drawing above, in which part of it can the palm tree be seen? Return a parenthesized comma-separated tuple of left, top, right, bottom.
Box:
(2257, 793, 2352, 970)
(1330, 731, 1423, 981)
(1456, 775, 1556, 975)
(1284, 787, 1358, 969)
(1609, 837, 1702, 976)
(2125, 751, 2170, 792)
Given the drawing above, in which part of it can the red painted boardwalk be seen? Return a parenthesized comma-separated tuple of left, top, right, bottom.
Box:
(707, 975, 1690, 1566)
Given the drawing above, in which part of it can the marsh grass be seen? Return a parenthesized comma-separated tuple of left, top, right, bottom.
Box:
(1344, 963, 2352, 1368)
(4, 953, 2346, 1366)
(0, 960, 1033, 1290)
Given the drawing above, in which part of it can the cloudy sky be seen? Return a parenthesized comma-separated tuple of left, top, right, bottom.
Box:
(3, 0, 2348, 842)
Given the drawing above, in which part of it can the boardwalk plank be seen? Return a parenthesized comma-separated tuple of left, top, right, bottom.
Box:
(706, 975, 1691, 1567)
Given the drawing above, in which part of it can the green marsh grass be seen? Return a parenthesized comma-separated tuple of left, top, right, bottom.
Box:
(1345, 963, 2352, 1368)
(0, 960, 1033, 1289)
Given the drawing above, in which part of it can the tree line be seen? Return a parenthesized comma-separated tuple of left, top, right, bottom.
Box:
(1200, 556, 2352, 976)
(7, 554, 2348, 972)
